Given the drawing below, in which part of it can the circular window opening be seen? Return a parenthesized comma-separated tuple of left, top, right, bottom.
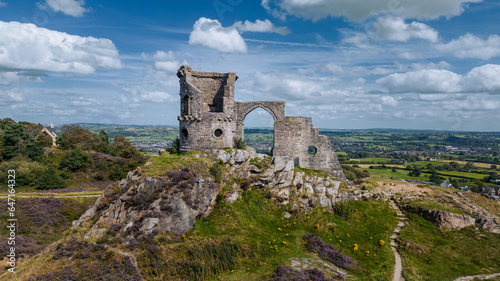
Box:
(181, 128, 188, 138)
(307, 146, 317, 155)
(214, 129, 223, 138)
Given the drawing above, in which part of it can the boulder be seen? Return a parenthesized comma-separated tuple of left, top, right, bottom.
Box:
(476, 217, 500, 234)
(402, 206, 475, 230)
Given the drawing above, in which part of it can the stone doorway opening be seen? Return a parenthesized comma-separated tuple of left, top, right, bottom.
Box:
(242, 107, 274, 156)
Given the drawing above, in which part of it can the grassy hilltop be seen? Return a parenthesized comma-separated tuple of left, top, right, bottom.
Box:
(0, 121, 499, 280)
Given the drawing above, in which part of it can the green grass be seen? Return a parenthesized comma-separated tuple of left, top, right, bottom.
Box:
(404, 199, 466, 215)
(188, 191, 399, 280)
(433, 170, 487, 180)
(398, 212, 500, 281)
(367, 168, 432, 182)
(142, 151, 213, 177)
(348, 157, 393, 164)
(294, 166, 332, 179)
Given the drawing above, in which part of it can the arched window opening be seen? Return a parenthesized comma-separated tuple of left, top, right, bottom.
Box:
(243, 107, 274, 156)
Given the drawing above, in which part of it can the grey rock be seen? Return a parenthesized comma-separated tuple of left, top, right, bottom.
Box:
(217, 150, 231, 163)
(141, 218, 159, 234)
(226, 192, 239, 203)
(476, 217, 500, 234)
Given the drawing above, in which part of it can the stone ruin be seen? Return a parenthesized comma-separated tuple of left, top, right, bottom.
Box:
(177, 65, 345, 180)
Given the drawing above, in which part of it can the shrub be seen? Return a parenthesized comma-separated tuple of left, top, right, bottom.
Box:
(56, 124, 102, 151)
(59, 149, 92, 172)
(234, 138, 246, 149)
(112, 134, 144, 160)
(332, 201, 355, 220)
(35, 166, 67, 190)
(209, 161, 224, 184)
(169, 137, 180, 154)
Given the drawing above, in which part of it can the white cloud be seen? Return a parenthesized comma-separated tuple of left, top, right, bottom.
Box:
(232, 19, 291, 35)
(121, 87, 177, 104)
(377, 69, 462, 93)
(435, 33, 500, 60)
(0, 21, 122, 77)
(248, 71, 326, 100)
(189, 17, 247, 53)
(0, 1, 6, 7)
(262, 0, 482, 22)
(342, 34, 367, 45)
(44, 0, 89, 17)
(398, 52, 422, 60)
(371, 17, 439, 42)
(0, 72, 21, 85)
(53, 109, 77, 116)
(377, 64, 500, 94)
(381, 96, 399, 106)
(462, 64, 500, 92)
(142, 50, 187, 73)
(140, 91, 177, 103)
(0, 89, 23, 104)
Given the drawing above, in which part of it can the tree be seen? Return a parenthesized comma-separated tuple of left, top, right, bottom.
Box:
(96, 130, 112, 154)
(36, 166, 67, 190)
(1, 123, 29, 160)
(56, 125, 101, 150)
(111, 135, 142, 159)
(59, 149, 92, 172)
(464, 162, 475, 171)
(36, 133, 53, 148)
(99, 130, 109, 144)
(429, 173, 443, 184)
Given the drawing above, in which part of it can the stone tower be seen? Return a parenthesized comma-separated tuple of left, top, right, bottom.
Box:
(177, 65, 238, 152)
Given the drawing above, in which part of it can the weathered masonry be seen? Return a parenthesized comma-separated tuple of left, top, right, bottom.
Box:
(177, 65, 345, 178)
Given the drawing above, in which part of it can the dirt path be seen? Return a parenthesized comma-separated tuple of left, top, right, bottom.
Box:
(454, 273, 500, 281)
(389, 199, 406, 281)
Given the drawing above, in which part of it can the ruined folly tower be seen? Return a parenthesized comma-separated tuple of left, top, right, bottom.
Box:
(177, 65, 345, 180)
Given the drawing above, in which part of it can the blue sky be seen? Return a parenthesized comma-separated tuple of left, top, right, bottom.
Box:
(1, 0, 500, 131)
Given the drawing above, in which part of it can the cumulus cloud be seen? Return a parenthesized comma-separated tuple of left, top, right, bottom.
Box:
(381, 96, 399, 106)
(43, 0, 89, 17)
(0, 72, 21, 86)
(398, 52, 422, 60)
(0, 21, 122, 78)
(142, 50, 187, 73)
(462, 64, 500, 92)
(0, 1, 6, 7)
(140, 91, 177, 103)
(377, 64, 500, 94)
(247, 71, 326, 100)
(435, 33, 500, 60)
(189, 17, 247, 53)
(121, 87, 177, 104)
(232, 19, 291, 35)
(0, 89, 23, 105)
(371, 17, 439, 42)
(262, 0, 482, 22)
(377, 69, 463, 93)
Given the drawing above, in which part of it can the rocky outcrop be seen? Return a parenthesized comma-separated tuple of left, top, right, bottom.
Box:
(77, 168, 218, 240)
(402, 205, 476, 230)
(74, 148, 351, 239)
(210, 148, 349, 212)
(475, 217, 500, 234)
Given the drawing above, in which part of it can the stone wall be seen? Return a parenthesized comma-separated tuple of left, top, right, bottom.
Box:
(176, 65, 345, 179)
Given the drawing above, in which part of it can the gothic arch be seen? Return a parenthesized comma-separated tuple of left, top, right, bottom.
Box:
(236, 101, 285, 124)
